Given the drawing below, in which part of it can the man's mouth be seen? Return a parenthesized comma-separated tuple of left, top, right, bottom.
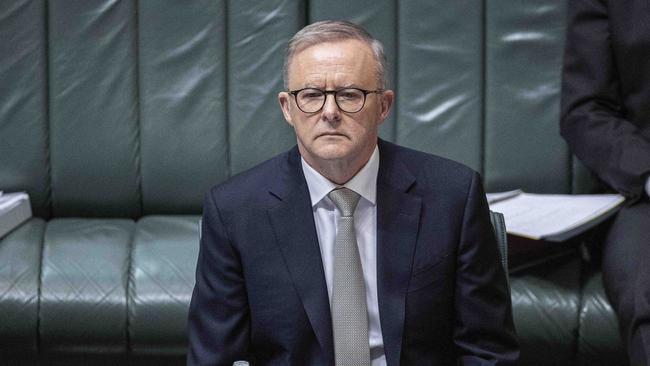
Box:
(318, 132, 346, 138)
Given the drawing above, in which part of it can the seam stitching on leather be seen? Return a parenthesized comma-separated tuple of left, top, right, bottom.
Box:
(224, 0, 231, 179)
(36, 220, 46, 354)
(133, 0, 144, 218)
(125, 220, 136, 355)
(44, 0, 53, 220)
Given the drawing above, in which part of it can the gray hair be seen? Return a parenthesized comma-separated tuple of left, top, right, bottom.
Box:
(283, 20, 387, 89)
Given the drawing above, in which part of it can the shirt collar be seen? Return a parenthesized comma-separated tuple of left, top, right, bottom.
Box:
(301, 145, 379, 207)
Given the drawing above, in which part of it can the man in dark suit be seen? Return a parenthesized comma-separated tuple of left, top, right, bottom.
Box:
(561, 0, 650, 364)
(188, 20, 518, 365)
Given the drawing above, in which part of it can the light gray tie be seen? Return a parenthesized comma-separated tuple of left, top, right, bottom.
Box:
(328, 187, 371, 366)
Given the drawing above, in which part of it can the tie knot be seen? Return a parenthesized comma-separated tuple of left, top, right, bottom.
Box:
(328, 188, 361, 217)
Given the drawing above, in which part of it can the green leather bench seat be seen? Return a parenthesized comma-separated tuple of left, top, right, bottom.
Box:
(0, 219, 44, 355)
(41, 219, 133, 354)
(129, 216, 200, 355)
(578, 271, 627, 365)
(0, 217, 625, 365)
(511, 256, 581, 366)
(0, 217, 198, 365)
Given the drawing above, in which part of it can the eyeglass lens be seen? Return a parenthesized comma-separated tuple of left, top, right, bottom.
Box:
(296, 88, 365, 113)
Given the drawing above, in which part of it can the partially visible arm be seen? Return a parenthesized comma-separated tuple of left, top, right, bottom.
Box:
(187, 188, 252, 365)
(454, 172, 519, 365)
(560, 0, 650, 198)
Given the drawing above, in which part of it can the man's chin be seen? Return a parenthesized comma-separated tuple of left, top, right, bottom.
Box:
(312, 148, 349, 161)
(310, 140, 351, 158)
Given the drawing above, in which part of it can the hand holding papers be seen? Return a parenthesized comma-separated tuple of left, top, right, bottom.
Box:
(488, 191, 625, 242)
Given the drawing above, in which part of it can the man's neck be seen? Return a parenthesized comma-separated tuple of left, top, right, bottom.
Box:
(311, 161, 364, 185)
(301, 146, 379, 208)
(302, 147, 376, 185)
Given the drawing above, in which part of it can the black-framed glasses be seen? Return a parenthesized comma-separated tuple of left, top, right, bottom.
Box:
(289, 87, 384, 114)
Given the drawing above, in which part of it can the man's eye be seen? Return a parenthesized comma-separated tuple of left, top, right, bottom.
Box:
(299, 89, 323, 99)
(339, 91, 361, 100)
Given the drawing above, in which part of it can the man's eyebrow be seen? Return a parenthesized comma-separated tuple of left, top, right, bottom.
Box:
(319, 84, 365, 89)
(340, 83, 362, 89)
(298, 83, 363, 90)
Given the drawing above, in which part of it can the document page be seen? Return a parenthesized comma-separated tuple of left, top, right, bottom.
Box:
(486, 189, 523, 204)
(0, 191, 32, 239)
(0, 192, 29, 214)
(488, 193, 625, 240)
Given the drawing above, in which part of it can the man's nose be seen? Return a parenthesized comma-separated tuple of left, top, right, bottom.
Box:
(321, 93, 341, 122)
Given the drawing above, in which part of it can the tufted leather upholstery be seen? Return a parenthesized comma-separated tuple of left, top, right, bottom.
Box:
(0, 1, 624, 364)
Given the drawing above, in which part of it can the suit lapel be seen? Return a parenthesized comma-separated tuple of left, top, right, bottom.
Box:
(266, 148, 334, 363)
(376, 141, 422, 366)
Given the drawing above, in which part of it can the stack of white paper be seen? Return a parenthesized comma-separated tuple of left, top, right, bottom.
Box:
(0, 191, 32, 239)
(488, 191, 625, 241)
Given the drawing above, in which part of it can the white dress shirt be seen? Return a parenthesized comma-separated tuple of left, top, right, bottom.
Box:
(301, 146, 386, 366)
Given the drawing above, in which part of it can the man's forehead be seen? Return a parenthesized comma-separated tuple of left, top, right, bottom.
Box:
(293, 39, 373, 62)
(301, 74, 362, 88)
(288, 39, 376, 86)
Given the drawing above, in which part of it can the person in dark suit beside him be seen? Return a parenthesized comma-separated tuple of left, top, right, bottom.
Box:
(561, 0, 650, 364)
(187, 20, 519, 366)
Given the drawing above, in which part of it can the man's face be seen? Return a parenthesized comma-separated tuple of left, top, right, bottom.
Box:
(278, 39, 393, 171)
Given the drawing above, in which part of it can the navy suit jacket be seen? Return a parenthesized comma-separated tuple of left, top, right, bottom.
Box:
(187, 139, 518, 365)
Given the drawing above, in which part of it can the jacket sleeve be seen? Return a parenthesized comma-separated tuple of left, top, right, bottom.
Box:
(560, 0, 650, 199)
(454, 172, 520, 365)
(187, 188, 252, 365)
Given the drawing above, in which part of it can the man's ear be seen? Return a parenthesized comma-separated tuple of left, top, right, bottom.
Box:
(278, 92, 294, 127)
(378, 89, 394, 123)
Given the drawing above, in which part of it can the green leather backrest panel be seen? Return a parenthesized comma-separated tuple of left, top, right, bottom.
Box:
(138, 0, 228, 214)
(309, 0, 397, 141)
(0, 1, 50, 218)
(484, 0, 570, 193)
(396, 0, 483, 172)
(0, 0, 600, 218)
(49, 1, 141, 218)
(573, 157, 604, 194)
(227, 0, 300, 175)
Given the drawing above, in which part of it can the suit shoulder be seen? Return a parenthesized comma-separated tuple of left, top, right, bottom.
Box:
(382, 141, 478, 188)
(206, 150, 291, 210)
